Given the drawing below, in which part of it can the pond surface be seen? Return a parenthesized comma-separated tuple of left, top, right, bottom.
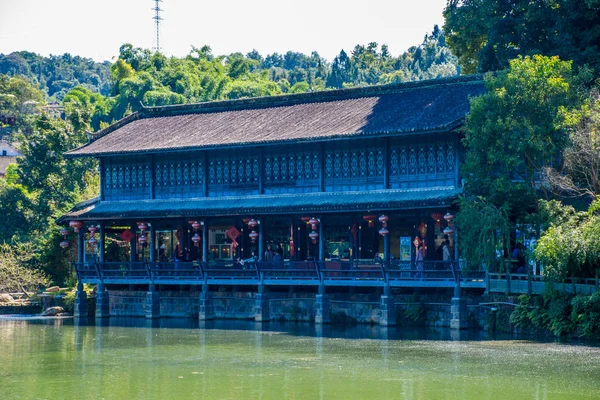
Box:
(1, 318, 599, 400)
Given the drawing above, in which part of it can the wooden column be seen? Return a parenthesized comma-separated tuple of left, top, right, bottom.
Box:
(99, 159, 105, 201)
(203, 152, 209, 197)
(258, 218, 264, 261)
(130, 223, 137, 263)
(150, 155, 156, 199)
(318, 216, 324, 261)
(149, 223, 156, 262)
(202, 220, 208, 262)
(99, 223, 105, 263)
(319, 143, 325, 192)
(77, 228, 84, 263)
(384, 232, 390, 262)
(384, 137, 390, 189)
(259, 147, 264, 194)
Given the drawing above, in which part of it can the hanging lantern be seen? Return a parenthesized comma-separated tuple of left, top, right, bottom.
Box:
(192, 233, 201, 247)
(59, 228, 69, 238)
(138, 222, 148, 232)
(309, 217, 319, 230)
(138, 234, 148, 244)
(88, 226, 98, 236)
(379, 227, 389, 237)
(59, 241, 69, 249)
(69, 220, 84, 232)
(309, 231, 319, 244)
(192, 221, 201, 231)
(443, 212, 455, 222)
(248, 219, 258, 229)
(242, 218, 252, 225)
(418, 221, 427, 239)
(431, 212, 443, 222)
(443, 226, 454, 235)
(249, 230, 259, 243)
(363, 214, 377, 227)
(88, 236, 97, 246)
(301, 216, 311, 225)
(378, 214, 389, 226)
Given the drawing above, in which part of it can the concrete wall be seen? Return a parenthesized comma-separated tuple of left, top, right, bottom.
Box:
(105, 289, 488, 329)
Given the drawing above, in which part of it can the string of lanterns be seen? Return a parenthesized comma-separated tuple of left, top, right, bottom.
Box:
(443, 212, 455, 235)
(189, 220, 201, 247)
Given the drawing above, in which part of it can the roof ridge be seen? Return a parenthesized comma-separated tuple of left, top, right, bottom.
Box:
(139, 74, 482, 117)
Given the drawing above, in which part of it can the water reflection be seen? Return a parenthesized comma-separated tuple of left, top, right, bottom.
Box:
(1, 317, 600, 400)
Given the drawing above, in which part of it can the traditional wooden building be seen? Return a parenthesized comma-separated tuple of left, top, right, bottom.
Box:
(60, 75, 486, 326)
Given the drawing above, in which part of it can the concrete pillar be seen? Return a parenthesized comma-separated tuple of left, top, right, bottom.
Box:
(149, 223, 156, 262)
(95, 282, 110, 318)
(199, 284, 214, 320)
(450, 297, 469, 330)
(258, 219, 264, 261)
(318, 217, 324, 261)
(254, 286, 269, 322)
(74, 282, 88, 318)
(202, 220, 209, 262)
(130, 224, 137, 263)
(145, 286, 160, 319)
(379, 290, 396, 327)
(315, 284, 330, 324)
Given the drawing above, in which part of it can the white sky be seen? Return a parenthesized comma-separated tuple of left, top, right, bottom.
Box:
(0, 0, 448, 62)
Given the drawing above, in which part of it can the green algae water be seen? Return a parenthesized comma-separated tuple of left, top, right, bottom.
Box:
(1, 318, 599, 400)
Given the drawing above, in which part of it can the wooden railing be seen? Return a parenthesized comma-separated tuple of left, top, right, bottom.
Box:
(72, 261, 599, 294)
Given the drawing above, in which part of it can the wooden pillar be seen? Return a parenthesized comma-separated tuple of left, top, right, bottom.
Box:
(384, 233, 390, 262)
(258, 148, 264, 194)
(150, 155, 156, 199)
(99, 159, 105, 201)
(99, 223, 105, 263)
(384, 137, 390, 189)
(203, 152, 209, 197)
(202, 220, 208, 262)
(77, 228, 84, 263)
(130, 223, 137, 263)
(319, 143, 325, 192)
(258, 218, 264, 261)
(149, 223, 156, 262)
(318, 216, 324, 261)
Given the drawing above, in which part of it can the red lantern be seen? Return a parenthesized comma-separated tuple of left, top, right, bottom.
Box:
(431, 213, 443, 222)
(138, 222, 148, 232)
(88, 226, 98, 236)
(249, 230, 259, 243)
(248, 219, 258, 229)
(301, 216, 311, 224)
(192, 221, 201, 231)
(69, 220, 84, 232)
(192, 233, 201, 247)
(378, 215, 389, 226)
(59, 228, 69, 238)
(363, 214, 377, 228)
(418, 221, 427, 239)
(309, 217, 319, 230)
(138, 234, 148, 244)
(121, 230, 134, 242)
(242, 218, 252, 225)
(443, 212, 455, 222)
(309, 231, 319, 244)
(379, 227, 389, 237)
(88, 236, 97, 246)
(59, 241, 69, 248)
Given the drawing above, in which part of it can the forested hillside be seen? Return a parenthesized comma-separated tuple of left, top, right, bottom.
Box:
(1, 25, 457, 131)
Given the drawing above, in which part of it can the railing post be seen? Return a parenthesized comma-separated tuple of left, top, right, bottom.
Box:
(527, 271, 532, 295)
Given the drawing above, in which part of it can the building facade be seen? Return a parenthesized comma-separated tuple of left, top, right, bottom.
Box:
(60, 75, 485, 325)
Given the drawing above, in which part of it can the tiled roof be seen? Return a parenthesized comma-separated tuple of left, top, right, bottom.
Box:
(59, 187, 460, 221)
(66, 75, 484, 157)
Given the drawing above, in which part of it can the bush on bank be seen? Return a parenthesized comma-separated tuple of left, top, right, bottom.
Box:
(510, 289, 600, 339)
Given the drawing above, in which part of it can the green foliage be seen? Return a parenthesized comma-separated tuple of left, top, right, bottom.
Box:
(0, 74, 45, 135)
(0, 242, 50, 294)
(444, 0, 600, 74)
(455, 196, 511, 271)
(510, 290, 600, 339)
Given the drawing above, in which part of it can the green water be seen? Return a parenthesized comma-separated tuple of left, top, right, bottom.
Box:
(1, 318, 599, 400)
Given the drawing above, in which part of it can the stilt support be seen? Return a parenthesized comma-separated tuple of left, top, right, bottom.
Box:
(255, 286, 269, 322)
(145, 288, 160, 319)
(199, 284, 214, 320)
(95, 283, 110, 318)
(450, 297, 469, 330)
(74, 282, 88, 318)
(315, 284, 330, 324)
(379, 295, 396, 326)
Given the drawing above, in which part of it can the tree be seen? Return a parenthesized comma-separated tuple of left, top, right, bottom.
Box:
(444, 0, 600, 74)
(457, 55, 586, 269)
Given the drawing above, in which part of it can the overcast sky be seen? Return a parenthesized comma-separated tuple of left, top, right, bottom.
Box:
(0, 0, 448, 62)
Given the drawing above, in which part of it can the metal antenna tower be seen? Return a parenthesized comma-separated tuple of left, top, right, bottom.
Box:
(151, 0, 163, 52)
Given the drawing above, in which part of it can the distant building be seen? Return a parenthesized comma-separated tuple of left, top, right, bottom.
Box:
(0, 140, 21, 177)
